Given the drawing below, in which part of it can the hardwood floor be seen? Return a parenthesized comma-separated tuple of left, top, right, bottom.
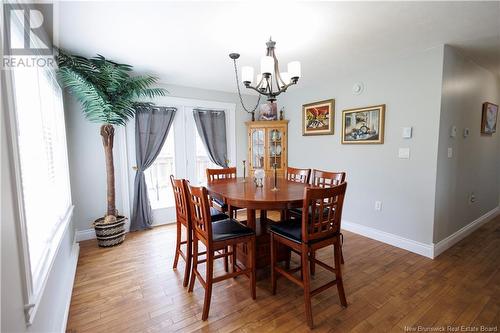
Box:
(66, 213, 500, 332)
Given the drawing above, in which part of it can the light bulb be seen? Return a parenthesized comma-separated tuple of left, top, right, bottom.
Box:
(241, 66, 254, 84)
(288, 61, 301, 79)
(261, 56, 274, 75)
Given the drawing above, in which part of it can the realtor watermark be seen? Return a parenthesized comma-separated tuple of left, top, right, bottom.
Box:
(404, 326, 498, 332)
(2, 2, 55, 68)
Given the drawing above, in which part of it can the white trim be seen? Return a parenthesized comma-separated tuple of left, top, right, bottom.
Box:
(341, 220, 434, 259)
(75, 228, 96, 242)
(432, 206, 499, 258)
(60, 242, 79, 333)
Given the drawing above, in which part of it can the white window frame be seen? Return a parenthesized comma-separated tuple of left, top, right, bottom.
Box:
(2, 4, 73, 325)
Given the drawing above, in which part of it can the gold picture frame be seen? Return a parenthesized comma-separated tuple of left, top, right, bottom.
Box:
(341, 105, 385, 144)
(302, 99, 335, 136)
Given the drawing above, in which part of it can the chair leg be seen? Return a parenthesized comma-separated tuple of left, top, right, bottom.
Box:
(183, 226, 192, 288)
(271, 233, 277, 295)
(201, 250, 214, 321)
(301, 245, 313, 328)
(285, 248, 291, 270)
(232, 244, 238, 276)
(224, 247, 229, 272)
(173, 222, 181, 269)
(341, 247, 345, 265)
(310, 250, 316, 276)
(188, 238, 198, 293)
(334, 242, 347, 307)
(249, 238, 256, 300)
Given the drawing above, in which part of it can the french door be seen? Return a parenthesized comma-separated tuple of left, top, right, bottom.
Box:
(126, 98, 236, 226)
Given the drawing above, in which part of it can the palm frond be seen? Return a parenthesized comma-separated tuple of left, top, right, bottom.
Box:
(57, 50, 167, 126)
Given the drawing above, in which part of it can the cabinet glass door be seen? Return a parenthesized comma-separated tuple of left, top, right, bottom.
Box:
(267, 128, 284, 170)
(251, 129, 265, 169)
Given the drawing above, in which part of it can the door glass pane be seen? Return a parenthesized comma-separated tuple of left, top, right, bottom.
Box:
(268, 129, 283, 169)
(195, 130, 219, 184)
(144, 128, 175, 209)
(252, 129, 265, 169)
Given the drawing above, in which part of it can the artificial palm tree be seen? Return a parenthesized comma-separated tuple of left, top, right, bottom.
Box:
(56, 50, 166, 226)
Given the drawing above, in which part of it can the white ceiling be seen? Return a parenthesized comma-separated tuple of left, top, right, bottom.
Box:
(58, 1, 500, 93)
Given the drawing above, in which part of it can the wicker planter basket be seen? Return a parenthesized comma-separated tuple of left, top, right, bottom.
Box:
(93, 216, 127, 247)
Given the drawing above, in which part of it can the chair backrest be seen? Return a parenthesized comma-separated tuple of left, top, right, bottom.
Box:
(301, 182, 347, 243)
(170, 175, 190, 227)
(187, 183, 212, 242)
(311, 169, 346, 188)
(286, 167, 311, 184)
(206, 167, 237, 182)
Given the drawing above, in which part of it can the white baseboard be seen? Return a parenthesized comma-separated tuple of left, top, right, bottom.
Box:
(341, 220, 434, 258)
(432, 206, 499, 258)
(75, 228, 96, 241)
(60, 242, 79, 332)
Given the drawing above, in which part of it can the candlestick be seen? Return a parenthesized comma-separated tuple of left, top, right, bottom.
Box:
(242, 160, 246, 182)
(271, 162, 278, 191)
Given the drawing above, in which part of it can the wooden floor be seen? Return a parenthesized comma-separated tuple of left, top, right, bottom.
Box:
(67, 213, 500, 333)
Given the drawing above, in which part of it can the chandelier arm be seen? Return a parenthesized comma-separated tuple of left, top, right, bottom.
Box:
(232, 58, 262, 113)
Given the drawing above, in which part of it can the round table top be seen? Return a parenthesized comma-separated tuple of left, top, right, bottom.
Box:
(205, 177, 307, 209)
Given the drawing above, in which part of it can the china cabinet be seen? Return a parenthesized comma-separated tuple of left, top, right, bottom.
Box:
(246, 120, 288, 176)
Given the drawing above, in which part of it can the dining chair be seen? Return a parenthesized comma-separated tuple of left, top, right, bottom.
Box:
(206, 167, 237, 215)
(170, 176, 229, 287)
(270, 182, 348, 328)
(286, 166, 311, 184)
(187, 183, 256, 321)
(289, 169, 347, 268)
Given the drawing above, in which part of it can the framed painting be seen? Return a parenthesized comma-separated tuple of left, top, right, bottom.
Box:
(302, 99, 335, 136)
(481, 102, 498, 135)
(258, 102, 278, 121)
(342, 104, 385, 144)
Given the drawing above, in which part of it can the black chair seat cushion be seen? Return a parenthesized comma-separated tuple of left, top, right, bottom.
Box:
(212, 219, 255, 242)
(270, 220, 339, 244)
(211, 196, 228, 211)
(270, 220, 302, 243)
(210, 207, 229, 222)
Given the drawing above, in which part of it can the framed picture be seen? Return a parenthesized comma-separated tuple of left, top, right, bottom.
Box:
(481, 102, 498, 135)
(302, 99, 335, 135)
(258, 102, 278, 121)
(342, 105, 385, 144)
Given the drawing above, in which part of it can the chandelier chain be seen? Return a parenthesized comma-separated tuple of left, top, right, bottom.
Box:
(232, 58, 261, 114)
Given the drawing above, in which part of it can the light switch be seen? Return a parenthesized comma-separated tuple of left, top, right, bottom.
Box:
(402, 127, 412, 138)
(398, 148, 410, 159)
(463, 128, 470, 138)
(447, 147, 453, 158)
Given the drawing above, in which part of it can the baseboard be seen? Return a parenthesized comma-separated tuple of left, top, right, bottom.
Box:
(341, 220, 434, 259)
(75, 228, 96, 241)
(432, 206, 499, 258)
(60, 242, 79, 332)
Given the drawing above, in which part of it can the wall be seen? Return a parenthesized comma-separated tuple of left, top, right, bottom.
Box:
(433, 45, 500, 243)
(1, 83, 78, 333)
(276, 46, 445, 246)
(66, 83, 257, 233)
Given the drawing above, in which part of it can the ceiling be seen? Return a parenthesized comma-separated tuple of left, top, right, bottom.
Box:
(57, 1, 500, 93)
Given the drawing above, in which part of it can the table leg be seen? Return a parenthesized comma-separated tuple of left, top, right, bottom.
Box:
(260, 209, 267, 221)
(247, 208, 256, 229)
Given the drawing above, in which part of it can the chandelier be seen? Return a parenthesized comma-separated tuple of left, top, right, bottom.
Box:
(230, 38, 301, 119)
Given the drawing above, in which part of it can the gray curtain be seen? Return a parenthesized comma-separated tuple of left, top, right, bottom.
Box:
(131, 106, 176, 231)
(193, 109, 228, 167)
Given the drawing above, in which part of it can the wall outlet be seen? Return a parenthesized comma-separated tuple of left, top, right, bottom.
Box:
(375, 201, 382, 211)
(398, 148, 410, 159)
(447, 147, 453, 158)
(468, 192, 476, 204)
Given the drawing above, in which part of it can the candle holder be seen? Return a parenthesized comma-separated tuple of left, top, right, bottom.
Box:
(242, 160, 247, 182)
(271, 163, 279, 191)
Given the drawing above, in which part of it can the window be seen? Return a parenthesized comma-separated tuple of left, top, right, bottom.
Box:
(7, 10, 72, 323)
(144, 128, 175, 209)
(194, 127, 220, 184)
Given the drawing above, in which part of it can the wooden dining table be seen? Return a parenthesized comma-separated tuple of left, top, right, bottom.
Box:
(205, 176, 308, 268)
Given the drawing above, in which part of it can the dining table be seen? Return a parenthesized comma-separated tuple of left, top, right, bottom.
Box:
(205, 176, 308, 269)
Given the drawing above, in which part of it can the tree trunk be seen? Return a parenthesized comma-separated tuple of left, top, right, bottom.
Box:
(100, 124, 116, 218)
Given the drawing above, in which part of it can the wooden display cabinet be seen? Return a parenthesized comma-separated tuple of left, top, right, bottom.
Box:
(246, 120, 288, 176)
